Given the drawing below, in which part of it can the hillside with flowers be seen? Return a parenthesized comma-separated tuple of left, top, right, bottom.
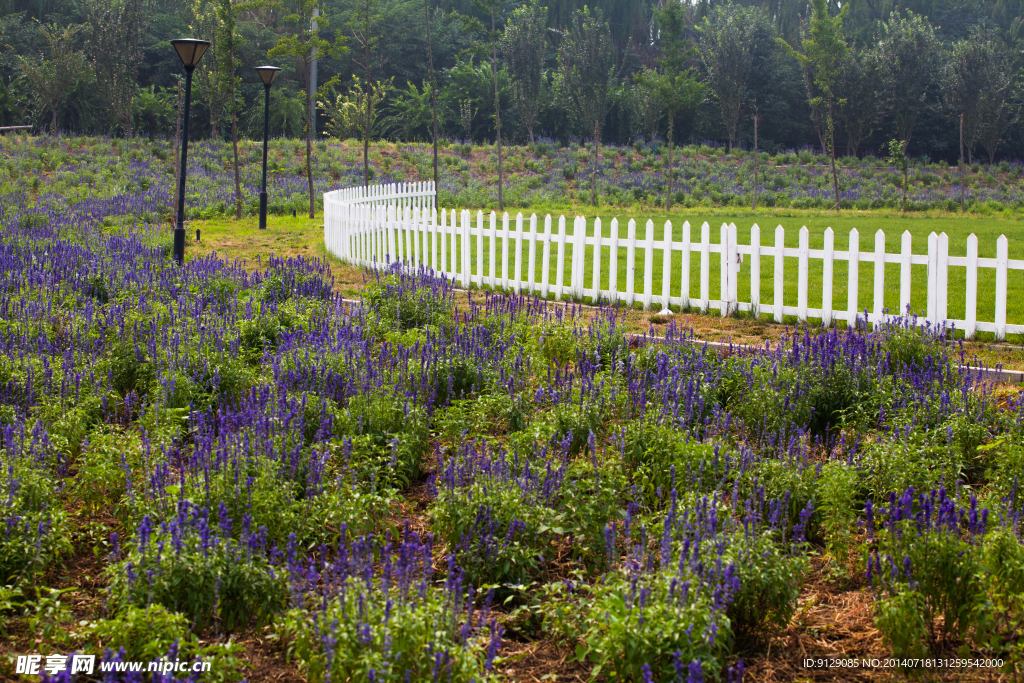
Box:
(2, 132, 1024, 682)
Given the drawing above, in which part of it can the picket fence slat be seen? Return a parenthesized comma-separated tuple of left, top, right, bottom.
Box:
(324, 184, 1021, 340)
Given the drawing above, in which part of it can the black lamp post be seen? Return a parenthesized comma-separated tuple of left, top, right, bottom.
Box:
(170, 38, 210, 266)
(255, 65, 282, 230)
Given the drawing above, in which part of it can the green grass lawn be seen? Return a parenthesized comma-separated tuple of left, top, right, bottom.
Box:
(386, 208, 1024, 337)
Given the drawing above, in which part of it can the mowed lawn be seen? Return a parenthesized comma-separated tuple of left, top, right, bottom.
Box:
(188, 209, 1024, 339)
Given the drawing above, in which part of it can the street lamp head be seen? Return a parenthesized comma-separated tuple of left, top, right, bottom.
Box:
(255, 65, 282, 87)
(171, 39, 211, 72)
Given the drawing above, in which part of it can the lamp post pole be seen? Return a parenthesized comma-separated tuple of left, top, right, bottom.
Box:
(255, 66, 281, 230)
(170, 39, 211, 266)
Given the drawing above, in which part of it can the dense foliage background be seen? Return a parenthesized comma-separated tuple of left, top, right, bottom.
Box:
(1, 0, 1022, 162)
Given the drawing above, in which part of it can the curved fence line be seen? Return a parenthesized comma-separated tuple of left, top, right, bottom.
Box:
(323, 183, 1024, 340)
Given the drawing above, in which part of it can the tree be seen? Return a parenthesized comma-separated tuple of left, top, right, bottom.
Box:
(835, 50, 877, 158)
(886, 138, 909, 212)
(87, 0, 152, 137)
(941, 36, 990, 166)
(385, 80, 433, 140)
(17, 23, 89, 132)
(424, 0, 439, 189)
(941, 34, 988, 211)
(501, 0, 547, 145)
(270, 0, 344, 217)
(558, 6, 615, 207)
(780, 0, 848, 211)
(472, 0, 505, 211)
(975, 42, 1018, 164)
(629, 69, 663, 143)
(698, 4, 778, 154)
(186, 0, 225, 138)
(345, 0, 387, 188)
(321, 76, 392, 146)
(870, 10, 939, 154)
(216, 0, 245, 219)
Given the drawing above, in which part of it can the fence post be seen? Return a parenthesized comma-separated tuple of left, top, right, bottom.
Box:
(728, 223, 739, 315)
(937, 232, 949, 328)
(514, 213, 524, 293)
(365, 198, 370, 265)
(899, 231, 912, 317)
(700, 222, 711, 312)
(412, 206, 421, 270)
(556, 215, 567, 299)
(719, 223, 729, 317)
(405, 204, 414, 269)
(541, 215, 552, 299)
(750, 224, 761, 318)
(528, 214, 538, 294)
(451, 209, 458, 279)
(774, 225, 784, 323)
(397, 204, 407, 267)
(643, 219, 655, 311)
(660, 221, 672, 314)
(873, 229, 885, 328)
(460, 209, 470, 288)
(964, 233, 978, 340)
(387, 203, 397, 265)
(475, 211, 484, 289)
(626, 219, 637, 307)
(592, 218, 603, 303)
(439, 208, 447, 275)
(430, 207, 438, 273)
(847, 228, 860, 328)
(822, 228, 834, 327)
(680, 222, 691, 310)
(926, 232, 937, 324)
(995, 234, 1008, 341)
(609, 218, 619, 305)
(501, 212, 510, 289)
(798, 226, 809, 323)
(571, 216, 584, 300)
(489, 212, 498, 288)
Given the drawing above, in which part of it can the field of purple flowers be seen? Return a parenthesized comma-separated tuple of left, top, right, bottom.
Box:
(2, 133, 1024, 683)
(3, 133, 1023, 219)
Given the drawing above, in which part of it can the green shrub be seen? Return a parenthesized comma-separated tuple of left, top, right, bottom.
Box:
(817, 461, 860, 565)
(362, 270, 454, 331)
(874, 590, 929, 659)
(0, 462, 72, 586)
(622, 421, 729, 505)
(725, 530, 808, 637)
(107, 514, 289, 632)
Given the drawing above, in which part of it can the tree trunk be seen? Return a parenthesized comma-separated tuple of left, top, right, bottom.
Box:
(364, 99, 371, 188)
(424, 0, 439, 192)
(828, 106, 840, 211)
(753, 112, 761, 210)
(528, 124, 534, 145)
(231, 45, 242, 220)
(363, 0, 372, 189)
(665, 113, 674, 211)
(959, 113, 964, 214)
(491, 10, 503, 212)
(174, 81, 182, 224)
(306, 84, 314, 218)
(51, 109, 57, 134)
(591, 118, 599, 207)
(902, 166, 908, 212)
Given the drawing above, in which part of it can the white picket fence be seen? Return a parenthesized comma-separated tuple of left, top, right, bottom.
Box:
(323, 182, 1024, 340)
